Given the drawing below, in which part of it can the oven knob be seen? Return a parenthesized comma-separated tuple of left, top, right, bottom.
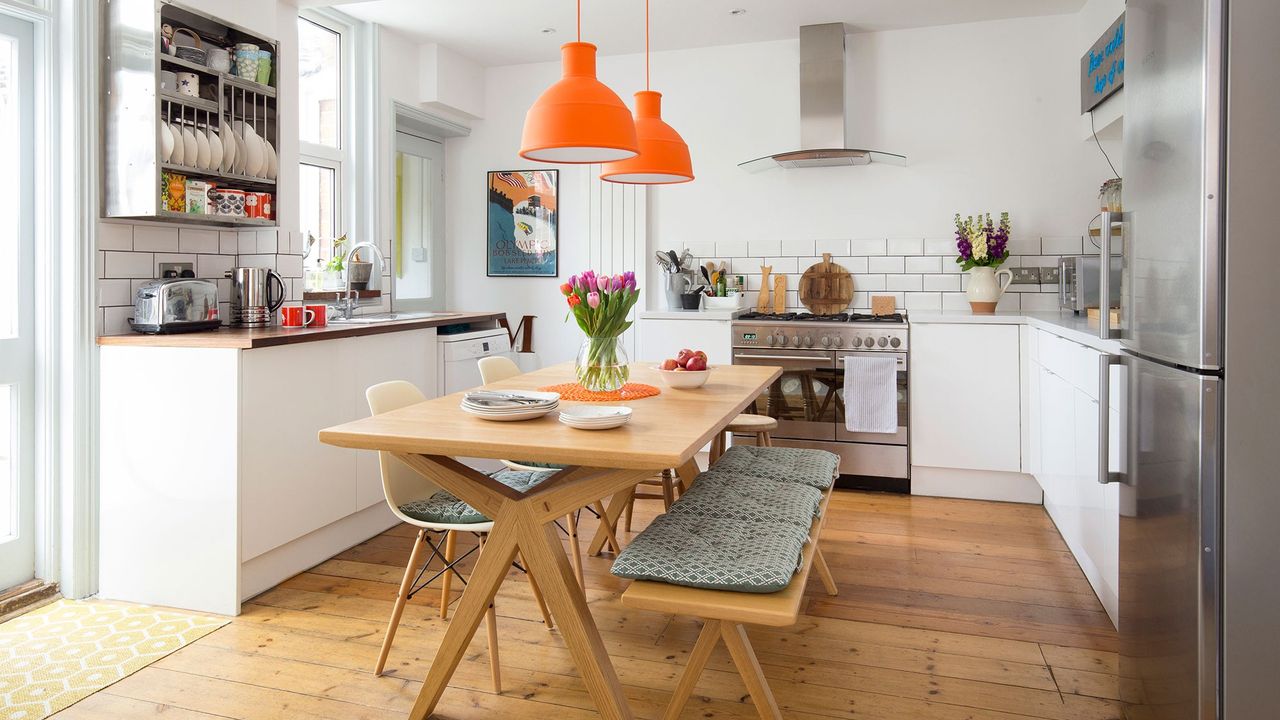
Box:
(791, 335, 801, 347)
(766, 334, 776, 346)
(852, 336, 863, 348)
(833, 335, 844, 348)
(802, 336, 812, 347)
(890, 337, 901, 348)
(820, 336, 831, 347)
(877, 337, 888, 348)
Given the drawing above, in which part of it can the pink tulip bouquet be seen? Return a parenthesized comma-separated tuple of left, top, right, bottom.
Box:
(560, 270, 640, 391)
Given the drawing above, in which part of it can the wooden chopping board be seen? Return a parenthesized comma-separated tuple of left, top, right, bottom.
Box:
(799, 253, 854, 314)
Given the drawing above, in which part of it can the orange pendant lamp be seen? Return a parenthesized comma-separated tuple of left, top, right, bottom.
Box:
(519, 0, 639, 163)
(600, 0, 693, 184)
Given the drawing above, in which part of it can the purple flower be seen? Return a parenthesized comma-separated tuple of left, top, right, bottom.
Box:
(625, 277, 637, 292)
(610, 275, 624, 292)
(587, 291, 600, 309)
(568, 274, 579, 290)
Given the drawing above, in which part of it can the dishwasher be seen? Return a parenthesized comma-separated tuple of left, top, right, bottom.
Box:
(437, 328, 518, 396)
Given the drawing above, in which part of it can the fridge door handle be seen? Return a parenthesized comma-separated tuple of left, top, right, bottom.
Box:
(1099, 211, 1126, 340)
(1098, 353, 1123, 484)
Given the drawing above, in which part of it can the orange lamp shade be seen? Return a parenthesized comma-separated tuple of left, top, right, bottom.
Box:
(519, 42, 639, 164)
(599, 91, 693, 184)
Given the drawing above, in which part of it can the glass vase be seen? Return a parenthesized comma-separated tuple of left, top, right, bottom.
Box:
(575, 336, 630, 392)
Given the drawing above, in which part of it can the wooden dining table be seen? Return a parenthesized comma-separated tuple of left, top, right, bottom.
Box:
(318, 361, 781, 720)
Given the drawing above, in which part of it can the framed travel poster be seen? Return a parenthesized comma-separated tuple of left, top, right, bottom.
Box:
(487, 170, 558, 277)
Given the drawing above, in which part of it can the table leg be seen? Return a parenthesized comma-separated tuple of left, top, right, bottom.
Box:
(588, 488, 634, 556)
(407, 506, 520, 720)
(517, 507, 635, 720)
(675, 458, 701, 489)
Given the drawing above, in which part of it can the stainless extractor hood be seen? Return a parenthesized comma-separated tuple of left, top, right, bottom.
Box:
(740, 23, 905, 171)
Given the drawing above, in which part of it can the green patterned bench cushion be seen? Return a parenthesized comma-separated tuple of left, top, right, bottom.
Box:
(610, 514, 809, 593)
(399, 469, 554, 525)
(666, 474, 822, 528)
(514, 461, 568, 470)
(709, 446, 838, 489)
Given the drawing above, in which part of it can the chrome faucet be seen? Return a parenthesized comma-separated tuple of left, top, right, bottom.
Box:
(339, 241, 386, 320)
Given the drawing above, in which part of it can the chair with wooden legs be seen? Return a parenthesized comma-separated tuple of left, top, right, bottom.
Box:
(366, 381, 555, 687)
(708, 413, 778, 464)
(476, 356, 622, 587)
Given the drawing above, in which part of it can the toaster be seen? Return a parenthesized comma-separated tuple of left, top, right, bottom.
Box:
(131, 279, 222, 334)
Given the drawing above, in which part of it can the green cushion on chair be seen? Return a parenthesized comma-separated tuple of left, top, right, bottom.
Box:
(709, 446, 839, 489)
(398, 469, 554, 525)
(667, 474, 822, 527)
(515, 461, 568, 470)
(610, 514, 809, 593)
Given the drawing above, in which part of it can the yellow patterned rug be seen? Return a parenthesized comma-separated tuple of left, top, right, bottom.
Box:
(0, 598, 228, 720)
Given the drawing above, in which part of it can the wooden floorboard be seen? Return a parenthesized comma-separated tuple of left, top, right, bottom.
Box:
(54, 489, 1120, 719)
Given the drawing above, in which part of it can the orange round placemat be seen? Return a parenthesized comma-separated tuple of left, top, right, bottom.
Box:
(539, 382, 662, 402)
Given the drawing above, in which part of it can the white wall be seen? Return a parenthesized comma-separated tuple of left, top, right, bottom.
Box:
(446, 12, 1118, 363)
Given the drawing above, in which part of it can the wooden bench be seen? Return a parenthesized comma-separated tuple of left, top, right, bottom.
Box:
(619, 471, 837, 720)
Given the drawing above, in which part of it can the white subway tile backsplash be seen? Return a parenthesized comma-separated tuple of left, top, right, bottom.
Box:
(98, 278, 132, 307)
(764, 257, 799, 273)
(1041, 236, 1083, 255)
(941, 292, 970, 311)
(815, 239, 850, 256)
(923, 274, 962, 292)
(236, 253, 277, 270)
(238, 231, 259, 254)
(885, 274, 922, 292)
(277, 253, 304, 279)
(197, 253, 236, 279)
(996, 293, 1021, 311)
(103, 251, 154, 278)
(836, 256, 868, 273)
(219, 231, 239, 254)
(855, 274, 886, 291)
(217, 278, 231, 303)
(887, 238, 923, 255)
(99, 223, 134, 251)
(904, 292, 942, 311)
(103, 306, 133, 335)
(748, 239, 781, 257)
(780, 239, 814, 257)
(133, 226, 179, 252)
(849, 238, 887, 256)
(716, 240, 749, 257)
(179, 228, 220, 254)
(867, 256, 905, 274)
(289, 231, 306, 255)
(1008, 234, 1041, 256)
(904, 256, 942, 274)
(1020, 293, 1061, 311)
(923, 237, 954, 256)
(257, 230, 279, 254)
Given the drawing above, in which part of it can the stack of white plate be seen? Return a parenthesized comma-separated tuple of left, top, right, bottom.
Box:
(558, 405, 633, 431)
(460, 390, 559, 422)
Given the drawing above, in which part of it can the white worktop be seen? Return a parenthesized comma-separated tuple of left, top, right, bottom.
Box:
(909, 310, 1124, 353)
(638, 308, 746, 321)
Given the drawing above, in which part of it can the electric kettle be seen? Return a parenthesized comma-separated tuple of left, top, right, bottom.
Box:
(226, 266, 287, 327)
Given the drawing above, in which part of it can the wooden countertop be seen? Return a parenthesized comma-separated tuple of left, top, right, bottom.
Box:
(96, 312, 505, 350)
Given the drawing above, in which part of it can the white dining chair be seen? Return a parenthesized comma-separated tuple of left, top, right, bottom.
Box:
(366, 380, 554, 687)
(475, 357, 621, 587)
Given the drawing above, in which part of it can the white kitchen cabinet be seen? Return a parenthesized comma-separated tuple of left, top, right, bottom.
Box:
(636, 316, 733, 366)
(100, 328, 439, 615)
(911, 323, 1022, 472)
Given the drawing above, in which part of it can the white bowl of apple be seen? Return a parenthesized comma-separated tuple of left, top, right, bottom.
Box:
(654, 349, 711, 389)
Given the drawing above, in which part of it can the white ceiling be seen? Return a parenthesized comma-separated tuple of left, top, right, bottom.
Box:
(314, 0, 1086, 67)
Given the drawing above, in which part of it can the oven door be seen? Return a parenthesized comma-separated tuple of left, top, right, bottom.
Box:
(731, 349, 838, 441)
(834, 350, 909, 444)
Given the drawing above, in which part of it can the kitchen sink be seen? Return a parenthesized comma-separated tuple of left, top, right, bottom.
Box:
(329, 311, 457, 324)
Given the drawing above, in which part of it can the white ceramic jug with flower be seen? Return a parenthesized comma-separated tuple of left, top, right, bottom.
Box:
(954, 212, 1013, 313)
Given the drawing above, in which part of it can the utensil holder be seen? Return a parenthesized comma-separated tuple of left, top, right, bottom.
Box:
(664, 271, 694, 310)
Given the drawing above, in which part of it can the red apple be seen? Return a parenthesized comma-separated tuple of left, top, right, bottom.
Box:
(660, 358, 680, 371)
(685, 356, 708, 372)
(673, 366, 687, 372)
(675, 348, 695, 367)
(692, 350, 708, 363)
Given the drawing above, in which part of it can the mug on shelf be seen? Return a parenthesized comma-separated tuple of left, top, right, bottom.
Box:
(244, 192, 261, 218)
(280, 303, 315, 329)
(175, 72, 199, 97)
(159, 70, 177, 92)
(208, 47, 232, 74)
(234, 43, 260, 79)
(305, 303, 328, 328)
(255, 50, 272, 85)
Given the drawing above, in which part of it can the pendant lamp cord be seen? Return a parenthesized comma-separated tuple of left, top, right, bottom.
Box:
(577, 0, 581, 42)
(645, 0, 650, 90)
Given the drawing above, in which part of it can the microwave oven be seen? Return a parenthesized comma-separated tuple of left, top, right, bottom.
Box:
(1059, 255, 1121, 314)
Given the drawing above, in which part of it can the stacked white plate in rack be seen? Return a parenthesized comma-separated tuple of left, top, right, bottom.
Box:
(558, 405, 633, 431)
(460, 390, 560, 422)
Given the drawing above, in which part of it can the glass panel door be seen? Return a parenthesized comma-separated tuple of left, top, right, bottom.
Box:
(730, 350, 837, 441)
(392, 131, 445, 310)
(0, 12, 36, 591)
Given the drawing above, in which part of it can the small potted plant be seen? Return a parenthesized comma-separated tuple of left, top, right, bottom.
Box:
(955, 212, 1012, 313)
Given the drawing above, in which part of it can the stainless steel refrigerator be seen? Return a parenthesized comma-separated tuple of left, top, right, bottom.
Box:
(1104, 1, 1280, 718)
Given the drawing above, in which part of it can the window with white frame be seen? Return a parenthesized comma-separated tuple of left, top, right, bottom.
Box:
(298, 13, 347, 269)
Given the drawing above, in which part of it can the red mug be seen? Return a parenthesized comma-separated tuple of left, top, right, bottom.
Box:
(305, 303, 327, 327)
(280, 303, 315, 328)
(258, 192, 274, 220)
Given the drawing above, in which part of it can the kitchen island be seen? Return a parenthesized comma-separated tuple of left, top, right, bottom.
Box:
(97, 311, 505, 615)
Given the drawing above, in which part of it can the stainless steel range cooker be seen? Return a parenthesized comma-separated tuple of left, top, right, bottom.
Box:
(730, 312, 909, 491)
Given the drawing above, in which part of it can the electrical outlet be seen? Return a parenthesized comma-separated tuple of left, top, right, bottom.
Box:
(411, 247, 428, 262)
(1040, 266, 1061, 284)
(1010, 267, 1040, 284)
(158, 262, 194, 278)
